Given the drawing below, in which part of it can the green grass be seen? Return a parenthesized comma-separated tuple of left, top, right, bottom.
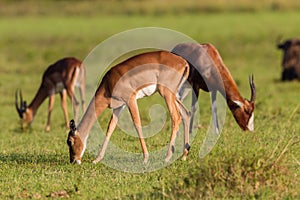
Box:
(0, 6, 300, 200)
(1, 0, 300, 16)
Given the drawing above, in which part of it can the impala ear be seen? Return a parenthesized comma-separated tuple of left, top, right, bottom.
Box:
(232, 100, 244, 108)
(69, 119, 77, 136)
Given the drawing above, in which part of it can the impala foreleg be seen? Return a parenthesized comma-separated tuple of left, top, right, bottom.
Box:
(93, 106, 124, 164)
(211, 90, 219, 134)
(46, 94, 55, 132)
(60, 89, 69, 128)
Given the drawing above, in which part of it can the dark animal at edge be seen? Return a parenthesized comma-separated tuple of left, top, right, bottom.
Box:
(277, 38, 300, 81)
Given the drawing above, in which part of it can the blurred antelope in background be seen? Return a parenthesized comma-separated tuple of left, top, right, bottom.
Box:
(172, 43, 256, 133)
(15, 57, 86, 132)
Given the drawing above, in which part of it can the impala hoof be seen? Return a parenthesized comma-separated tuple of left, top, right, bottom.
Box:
(182, 144, 190, 161)
(143, 154, 149, 164)
(45, 126, 50, 132)
(92, 156, 102, 164)
(165, 155, 172, 163)
(92, 160, 98, 164)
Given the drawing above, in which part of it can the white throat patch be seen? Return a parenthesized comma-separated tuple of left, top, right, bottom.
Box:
(247, 113, 254, 131)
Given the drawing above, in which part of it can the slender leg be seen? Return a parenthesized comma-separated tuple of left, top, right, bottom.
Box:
(79, 66, 86, 112)
(127, 97, 149, 163)
(189, 89, 199, 134)
(60, 89, 69, 128)
(164, 93, 181, 163)
(79, 84, 86, 112)
(176, 99, 191, 161)
(211, 90, 219, 134)
(46, 94, 55, 132)
(66, 87, 79, 122)
(93, 106, 124, 164)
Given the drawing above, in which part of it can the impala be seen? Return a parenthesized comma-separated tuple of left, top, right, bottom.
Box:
(67, 51, 191, 164)
(15, 57, 86, 132)
(172, 43, 256, 133)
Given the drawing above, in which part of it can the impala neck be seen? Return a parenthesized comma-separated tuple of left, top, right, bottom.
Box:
(224, 78, 244, 106)
(77, 87, 109, 146)
(216, 63, 244, 111)
(28, 85, 48, 117)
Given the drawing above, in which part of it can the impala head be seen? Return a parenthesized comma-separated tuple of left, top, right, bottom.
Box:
(67, 119, 84, 164)
(231, 75, 256, 131)
(15, 89, 32, 129)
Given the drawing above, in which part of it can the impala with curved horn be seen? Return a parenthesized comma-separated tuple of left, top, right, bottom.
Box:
(15, 57, 86, 131)
(67, 51, 191, 164)
(172, 43, 256, 133)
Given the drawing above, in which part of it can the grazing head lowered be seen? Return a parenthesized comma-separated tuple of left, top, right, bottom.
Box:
(67, 119, 84, 164)
(15, 89, 32, 129)
(65, 51, 191, 164)
(228, 75, 256, 131)
(15, 57, 85, 131)
(277, 38, 300, 81)
(172, 43, 256, 132)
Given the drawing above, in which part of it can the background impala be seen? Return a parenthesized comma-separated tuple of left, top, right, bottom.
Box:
(15, 57, 86, 131)
(172, 43, 256, 133)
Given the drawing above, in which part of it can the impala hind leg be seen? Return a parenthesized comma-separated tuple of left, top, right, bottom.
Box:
(46, 94, 55, 132)
(66, 87, 80, 122)
(60, 89, 69, 129)
(189, 89, 199, 134)
(176, 99, 191, 161)
(127, 97, 149, 163)
(79, 83, 86, 112)
(164, 93, 181, 163)
(93, 106, 124, 164)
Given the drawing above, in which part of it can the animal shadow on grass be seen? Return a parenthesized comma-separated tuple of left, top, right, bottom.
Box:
(0, 152, 67, 165)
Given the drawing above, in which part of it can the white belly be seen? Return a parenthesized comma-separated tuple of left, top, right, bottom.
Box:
(136, 84, 157, 99)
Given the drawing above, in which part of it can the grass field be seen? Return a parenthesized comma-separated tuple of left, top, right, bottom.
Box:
(0, 1, 300, 199)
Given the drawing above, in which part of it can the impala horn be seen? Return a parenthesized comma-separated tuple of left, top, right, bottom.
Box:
(249, 75, 256, 102)
(15, 89, 27, 118)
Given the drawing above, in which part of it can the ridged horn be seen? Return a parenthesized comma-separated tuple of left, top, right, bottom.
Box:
(249, 75, 256, 102)
(15, 89, 22, 118)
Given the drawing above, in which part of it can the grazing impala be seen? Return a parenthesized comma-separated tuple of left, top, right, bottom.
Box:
(172, 43, 256, 133)
(15, 57, 86, 132)
(67, 51, 191, 164)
